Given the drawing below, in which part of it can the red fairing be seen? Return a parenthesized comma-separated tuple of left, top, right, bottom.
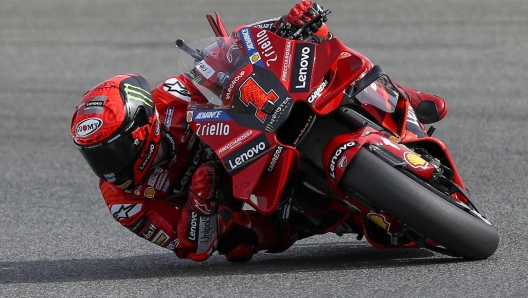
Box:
(252, 146, 299, 215)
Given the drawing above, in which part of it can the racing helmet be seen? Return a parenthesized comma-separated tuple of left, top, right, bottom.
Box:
(71, 74, 161, 190)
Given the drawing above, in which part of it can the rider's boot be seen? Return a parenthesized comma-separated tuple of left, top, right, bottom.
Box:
(220, 210, 297, 263)
(393, 82, 449, 124)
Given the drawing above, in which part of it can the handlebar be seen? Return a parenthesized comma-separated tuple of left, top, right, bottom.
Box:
(290, 8, 331, 40)
(175, 39, 206, 61)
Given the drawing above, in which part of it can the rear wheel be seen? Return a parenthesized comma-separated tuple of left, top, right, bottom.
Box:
(341, 147, 499, 260)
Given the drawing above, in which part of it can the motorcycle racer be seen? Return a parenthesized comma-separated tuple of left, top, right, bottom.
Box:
(71, 1, 448, 263)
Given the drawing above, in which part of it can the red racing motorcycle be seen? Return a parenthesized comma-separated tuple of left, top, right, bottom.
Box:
(177, 11, 499, 260)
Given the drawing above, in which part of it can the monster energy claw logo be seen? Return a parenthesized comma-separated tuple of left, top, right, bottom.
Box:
(124, 83, 153, 107)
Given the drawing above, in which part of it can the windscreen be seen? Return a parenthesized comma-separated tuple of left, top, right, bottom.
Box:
(354, 75, 398, 113)
(176, 37, 250, 107)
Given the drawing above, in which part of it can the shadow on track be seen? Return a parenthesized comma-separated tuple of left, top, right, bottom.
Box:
(1, 242, 469, 284)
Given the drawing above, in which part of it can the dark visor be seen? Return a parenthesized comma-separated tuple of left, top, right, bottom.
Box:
(79, 132, 145, 182)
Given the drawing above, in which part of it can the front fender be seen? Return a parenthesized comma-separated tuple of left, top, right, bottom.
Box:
(322, 127, 436, 193)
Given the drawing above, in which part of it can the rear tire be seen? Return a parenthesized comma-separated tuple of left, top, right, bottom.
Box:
(341, 147, 499, 260)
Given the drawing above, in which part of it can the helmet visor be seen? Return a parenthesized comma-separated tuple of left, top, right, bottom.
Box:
(78, 131, 145, 183)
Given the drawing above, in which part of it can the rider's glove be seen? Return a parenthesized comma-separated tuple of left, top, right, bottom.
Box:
(286, 1, 327, 32)
(188, 161, 219, 216)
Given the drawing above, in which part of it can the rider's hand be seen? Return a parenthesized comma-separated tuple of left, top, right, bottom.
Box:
(188, 161, 219, 216)
(286, 1, 327, 32)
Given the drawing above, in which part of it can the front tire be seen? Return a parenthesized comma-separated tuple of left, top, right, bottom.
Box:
(341, 147, 499, 260)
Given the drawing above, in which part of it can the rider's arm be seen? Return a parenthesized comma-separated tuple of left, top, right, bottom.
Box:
(154, 74, 208, 104)
(100, 180, 182, 252)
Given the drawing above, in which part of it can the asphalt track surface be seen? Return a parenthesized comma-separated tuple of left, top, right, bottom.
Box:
(1, 0, 527, 297)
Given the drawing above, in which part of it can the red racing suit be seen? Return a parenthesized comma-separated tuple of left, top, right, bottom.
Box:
(100, 75, 214, 259)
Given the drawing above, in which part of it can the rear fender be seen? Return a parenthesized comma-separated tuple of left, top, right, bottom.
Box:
(322, 127, 436, 193)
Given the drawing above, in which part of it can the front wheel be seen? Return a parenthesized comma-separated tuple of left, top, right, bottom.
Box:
(341, 147, 499, 260)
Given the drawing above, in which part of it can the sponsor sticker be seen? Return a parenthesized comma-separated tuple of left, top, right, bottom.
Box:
(329, 141, 356, 180)
(195, 122, 230, 137)
(239, 27, 265, 68)
(307, 80, 328, 104)
(83, 95, 106, 114)
(250, 52, 262, 64)
(144, 187, 156, 198)
(104, 173, 116, 183)
(267, 146, 283, 172)
(196, 60, 215, 79)
(191, 110, 231, 122)
(196, 214, 218, 254)
(404, 152, 429, 169)
(86, 101, 104, 107)
(118, 180, 132, 189)
(290, 43, 315, 93)
(367, 213, 391, 231)
(239, 77, 279, 122)
(162, 179, 171, 192)
(111, 204, 143, 220)
(155, 170, 169, 190)
(268, 97, 292, 127)
(147, 167, 163, 187)
(163, 78, 191, 102)
(128, 216, 148, 234)
(123, 83, 152, 107)
(225, 70, 246, 100)
(217, 129, 255, 156)
(186, 211, 199, 243)
(164, 106, 175, 129)
(75, 118, 103, 137)
(138, 143, 156, 171)
(191, 197, 212, 215)
(186, 111, 193, 122)
(338, 156, 348, 168)
(152, 230, 169, 246)
(255, 29, 277, 67)
(224, 134, 270, 171)
(141, 223, 158, 241)
(281, 41, 293, 83)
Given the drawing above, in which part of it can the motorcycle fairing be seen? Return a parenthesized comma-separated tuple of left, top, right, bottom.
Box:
(216, 143, 300, 215)
(251, 145, 300, 215)
(226, 65, 294, 133)
(182, 28, 431, 215)
(237, 27, 370, 115)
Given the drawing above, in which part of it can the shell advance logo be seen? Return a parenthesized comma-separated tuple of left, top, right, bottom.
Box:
(239, 27, 265, 68)
(76, 118, 103, 137)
